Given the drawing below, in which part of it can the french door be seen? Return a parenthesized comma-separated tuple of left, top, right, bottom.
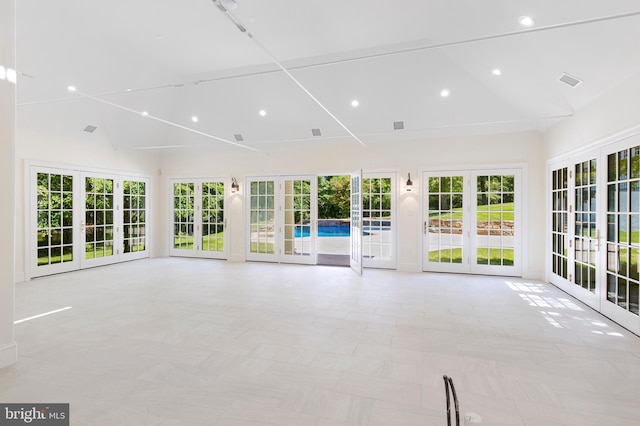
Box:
(246, 175, 316, 264)
(32, 167, 80, 276)
(169, 179, 227, 259)
(81, 172, 117, 268)
(550, 139, 640, 334)
(30, 165, 150, 278)
(423, 169, 521, 276)
(362, 173, 396, 269)
(350, 170, 363, 275)
(549, 153, 600, 309)
(601, 141, 640, 332)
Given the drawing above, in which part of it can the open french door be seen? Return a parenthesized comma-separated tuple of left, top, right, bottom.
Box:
(350, 170, 363, 275)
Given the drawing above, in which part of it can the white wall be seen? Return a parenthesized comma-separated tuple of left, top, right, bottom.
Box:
(545, 72, 640, 159)
(0, 0, 17, 368)
(158, 130, 546, 278)
(14, 128, 161, 281)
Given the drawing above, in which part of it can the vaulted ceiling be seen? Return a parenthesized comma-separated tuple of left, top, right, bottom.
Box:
(16, 0, 640, 152)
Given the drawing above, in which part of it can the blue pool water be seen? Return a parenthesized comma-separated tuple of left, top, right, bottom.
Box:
(296, 225, 350, 237)
(294, 225, 389, 237)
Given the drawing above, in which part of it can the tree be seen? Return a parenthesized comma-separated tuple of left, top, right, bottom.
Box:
(317, 176, 351, 219)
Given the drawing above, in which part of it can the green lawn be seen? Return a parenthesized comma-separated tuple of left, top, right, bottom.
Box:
(174, 232, 224, 251)
(429, 202, 514, 221)
(37, 252, 73, 266)
(250, 241, 275, 254)
(429, 247, 514, 266)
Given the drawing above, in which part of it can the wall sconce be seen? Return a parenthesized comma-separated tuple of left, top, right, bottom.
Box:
(231, 177, 240, 193)
(406, 173, 413, 191)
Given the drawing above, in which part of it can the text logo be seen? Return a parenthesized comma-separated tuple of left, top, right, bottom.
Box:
(1, 404, 69, 425)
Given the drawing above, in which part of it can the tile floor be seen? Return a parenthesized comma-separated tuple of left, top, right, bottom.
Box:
(2, 258, 640, 425)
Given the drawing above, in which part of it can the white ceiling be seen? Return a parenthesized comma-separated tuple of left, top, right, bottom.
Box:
(15, 0, 640, 152)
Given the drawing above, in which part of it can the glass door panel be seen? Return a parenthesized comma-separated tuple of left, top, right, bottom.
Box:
(247, 179, 277, 261)
(363, 174, 396, 269)
(574, 159, 598, 293)
(350, 170, 363, 275)
(281, 177, 316, 264)
(423, 172, 469, 273)
(605, 146, 640, 316)
(171, 182, 196, 254)
(31, 168, 79, 277)
(471, 171, 520, 276)
(202, 181, 226, 258)
(81, 173, 118, 268)
(551, 166, 569, 281)
(122, 178, 149, 260)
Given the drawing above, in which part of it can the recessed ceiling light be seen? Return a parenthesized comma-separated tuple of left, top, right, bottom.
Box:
(126, 88, 132, 92)
(492, 68, 502, 76)
(519, 16, 534, 27)
(67, 85, 77, 92)
(141, 111, 149, 117)
(440, 89, 450, 98)
(351, 99, 359, 107)
(259, 109, 266, 117)
(191, 116, 199, 123)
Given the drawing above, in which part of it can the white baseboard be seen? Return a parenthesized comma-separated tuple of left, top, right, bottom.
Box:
(228, 254, 245, 263)
(397, 262, 422, 273)
(0, 343, 18, 368)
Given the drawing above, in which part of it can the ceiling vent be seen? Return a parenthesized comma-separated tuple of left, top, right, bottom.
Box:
(311, 128, 322, 136)
(393, 121, 405, 130)
(83, 125, 97, 133)
(559, 73, 582, 88)
(234, 134, 244, 142)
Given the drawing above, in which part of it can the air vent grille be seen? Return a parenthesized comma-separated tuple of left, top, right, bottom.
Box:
(559, 73, 582, 88)
(83, 125, 97, 133)
(311, 128, 322, 136)
(234, 134, 244, 142)
(393, 121, 405, 130)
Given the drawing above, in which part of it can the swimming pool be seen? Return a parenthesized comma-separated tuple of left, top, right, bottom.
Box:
(294, 224, 389, 237)
(295, 225, 350, 237)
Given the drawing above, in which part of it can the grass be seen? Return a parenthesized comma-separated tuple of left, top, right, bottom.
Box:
(429, 247, 514, 266)
(37, 252, 73, 266)
(250, 241, 275, 254)
(429, 202, 514, 221)
(84, 243, 115, 259)
(174, 232, 224, 251)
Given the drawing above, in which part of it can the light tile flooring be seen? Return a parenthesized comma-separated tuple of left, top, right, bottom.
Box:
(2, 258, 640, 425)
